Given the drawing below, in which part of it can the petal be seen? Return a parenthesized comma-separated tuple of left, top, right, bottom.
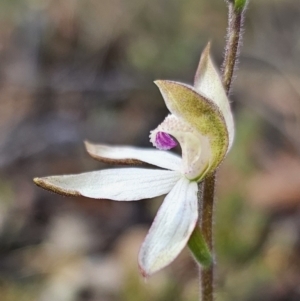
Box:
(150, 114, 211, 179)
(154, 80, 228, 177)
(138, 177, 198, 277)
(34, 168, 181, 200)
(85, 141, 181, 171)
(194, 43, 234, 149)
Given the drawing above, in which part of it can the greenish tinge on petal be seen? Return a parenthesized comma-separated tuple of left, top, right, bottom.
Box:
(194, 42, 234, 149)
(187, 226, 213, 268)
(154, 80, 228, 176)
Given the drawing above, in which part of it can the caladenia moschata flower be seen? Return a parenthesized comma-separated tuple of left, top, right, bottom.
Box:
(34, 43, 234, 277)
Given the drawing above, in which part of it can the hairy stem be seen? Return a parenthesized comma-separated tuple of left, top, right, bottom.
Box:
(199, 175, 215, 301)
(198, 2, 247, 301)
(222, 1, 245, 94)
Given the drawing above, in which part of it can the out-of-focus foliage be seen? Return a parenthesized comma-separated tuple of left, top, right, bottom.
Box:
(0, 0, 300, 300)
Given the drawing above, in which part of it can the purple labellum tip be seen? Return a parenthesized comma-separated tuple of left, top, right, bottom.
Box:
(155, 132, 177, 150)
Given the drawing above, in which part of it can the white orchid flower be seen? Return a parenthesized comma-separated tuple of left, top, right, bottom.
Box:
(34, 44, 234, 277)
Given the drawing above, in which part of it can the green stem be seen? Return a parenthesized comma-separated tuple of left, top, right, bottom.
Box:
(199, 175, 215, 301)
(199, 1, 247, 301)
(188, 183, 213, 268)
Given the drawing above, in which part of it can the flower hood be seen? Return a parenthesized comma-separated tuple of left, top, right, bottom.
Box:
(150, 42, 234, 180)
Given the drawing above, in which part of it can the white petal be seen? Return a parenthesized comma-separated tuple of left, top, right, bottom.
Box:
(194, 43, 234, 149)
(85, 141, 182, 171)
(138, 177, 198, 276)
(34, 168, 181, 200)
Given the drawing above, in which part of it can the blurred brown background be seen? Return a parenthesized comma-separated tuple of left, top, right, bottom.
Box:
(0, 0, 300, 300)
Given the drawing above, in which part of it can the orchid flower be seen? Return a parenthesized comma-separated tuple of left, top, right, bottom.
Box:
(34, 43, 234, 277)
